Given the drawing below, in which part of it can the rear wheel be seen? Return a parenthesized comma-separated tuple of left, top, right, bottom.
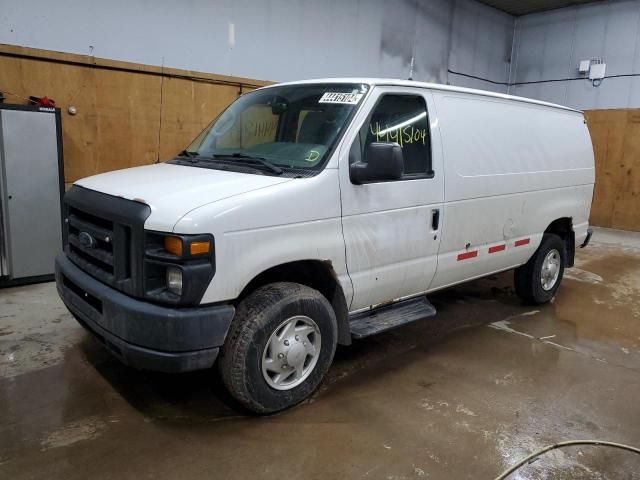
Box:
(219, 282, 337, 414)
(514, 233, 566, 304)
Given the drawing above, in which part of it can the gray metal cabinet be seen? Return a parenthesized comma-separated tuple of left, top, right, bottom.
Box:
(0, 105, 64, 285)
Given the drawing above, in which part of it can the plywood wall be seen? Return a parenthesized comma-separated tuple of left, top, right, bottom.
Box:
(0, 45, 270, 185)
(585, 109, 640, 231)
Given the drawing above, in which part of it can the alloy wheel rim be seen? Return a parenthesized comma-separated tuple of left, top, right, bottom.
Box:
(261, 315, 321, 391)
(541, 249, 561, 291)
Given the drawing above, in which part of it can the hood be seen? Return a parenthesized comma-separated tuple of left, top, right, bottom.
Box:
(75, 163, 292, 231)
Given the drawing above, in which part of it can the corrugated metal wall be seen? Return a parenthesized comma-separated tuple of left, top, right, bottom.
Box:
(3, 0, 639, 108)
(449, 0, 515, 93)
(0, 0, 512, 89)
(511, 0, 640, 109)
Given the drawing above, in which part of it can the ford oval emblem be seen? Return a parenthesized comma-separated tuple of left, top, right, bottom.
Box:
(78, 231, 96, 249)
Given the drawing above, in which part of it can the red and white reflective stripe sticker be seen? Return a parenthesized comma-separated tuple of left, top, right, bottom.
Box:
(457, 250, 478, 261)
(458, 239, 529, 260)
(488, 244, 506, 254)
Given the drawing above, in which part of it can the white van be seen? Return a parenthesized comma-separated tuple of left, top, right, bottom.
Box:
(56, 78, 595, 413)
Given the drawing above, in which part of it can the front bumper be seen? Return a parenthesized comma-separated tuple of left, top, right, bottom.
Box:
(55, 254, 235, 373)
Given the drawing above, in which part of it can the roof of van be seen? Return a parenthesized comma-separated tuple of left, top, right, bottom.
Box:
(260, 78, 582, 114)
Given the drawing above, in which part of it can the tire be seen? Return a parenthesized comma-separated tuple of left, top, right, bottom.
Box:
(219, 282, 338, 414)
(514, 233, 566, 305)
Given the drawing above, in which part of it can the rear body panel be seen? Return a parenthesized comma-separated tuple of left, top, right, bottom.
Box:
(428, 89, 594, 290)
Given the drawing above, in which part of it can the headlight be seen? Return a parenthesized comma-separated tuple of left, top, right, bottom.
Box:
(166, 266, 183, 296)
(144, 231, 215, 305)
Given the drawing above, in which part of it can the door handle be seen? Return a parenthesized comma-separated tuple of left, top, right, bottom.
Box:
(431, 209, 440, 231)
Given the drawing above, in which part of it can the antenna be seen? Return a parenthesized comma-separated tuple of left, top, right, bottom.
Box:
(408, 56, 415, 81)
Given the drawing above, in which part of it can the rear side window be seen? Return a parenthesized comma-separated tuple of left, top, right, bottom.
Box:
(360, 94, 432, 177)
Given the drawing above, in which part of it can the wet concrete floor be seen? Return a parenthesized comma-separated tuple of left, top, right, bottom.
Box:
(1, 228, 640, 479)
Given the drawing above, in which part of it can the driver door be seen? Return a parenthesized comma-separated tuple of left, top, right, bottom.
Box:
(339, 87, 444, 312)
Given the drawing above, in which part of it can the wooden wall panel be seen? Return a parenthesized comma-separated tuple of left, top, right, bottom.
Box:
(0, 44, 269, 185)
(614, 111, 640, 230)
(584, 110, 626, 228)
(158, 77, 240, 160)
(585, 109, 640, 231)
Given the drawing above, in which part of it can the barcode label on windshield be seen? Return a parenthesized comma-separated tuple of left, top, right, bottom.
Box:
(319, 92, 363, 105)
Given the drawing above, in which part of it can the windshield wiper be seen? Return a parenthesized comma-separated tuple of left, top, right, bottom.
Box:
(177, 150, 200, 162)
(212, 153, 283, 175)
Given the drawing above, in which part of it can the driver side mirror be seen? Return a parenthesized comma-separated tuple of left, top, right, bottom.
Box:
(350, 142, 404, 185)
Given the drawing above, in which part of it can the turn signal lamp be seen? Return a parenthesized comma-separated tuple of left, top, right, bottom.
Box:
(164, 236, 183, 256)
(190, 241, 211, 255)
(164, 236, 211, 257)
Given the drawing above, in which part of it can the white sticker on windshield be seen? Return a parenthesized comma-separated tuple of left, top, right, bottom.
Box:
(318, 92, 363, 105)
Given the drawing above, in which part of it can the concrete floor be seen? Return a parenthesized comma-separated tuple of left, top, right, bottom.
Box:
(1, 227, 640, 479)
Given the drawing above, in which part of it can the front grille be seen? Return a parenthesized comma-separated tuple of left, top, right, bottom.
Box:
(63, 186, 151, 298)
(68, 206, 117, 280)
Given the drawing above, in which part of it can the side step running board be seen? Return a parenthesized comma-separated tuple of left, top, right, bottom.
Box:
(349, 296, 436, 339)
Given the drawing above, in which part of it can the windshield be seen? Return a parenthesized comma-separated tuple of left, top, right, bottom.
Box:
(177, 83, 369, 175)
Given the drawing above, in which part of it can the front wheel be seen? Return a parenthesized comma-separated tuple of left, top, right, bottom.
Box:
(219, 282, 337, 414)
(514, 233, 566, 305)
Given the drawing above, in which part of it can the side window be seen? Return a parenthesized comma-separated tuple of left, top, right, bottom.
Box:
(360, 94, 432, 177)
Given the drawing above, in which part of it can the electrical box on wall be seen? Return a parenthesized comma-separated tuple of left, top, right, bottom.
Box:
(578, 60, 591, 73)
(589, 63, 606, 80)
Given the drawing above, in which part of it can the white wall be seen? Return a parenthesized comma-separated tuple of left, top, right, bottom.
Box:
(511, 0, 640, 109)
(0, 0, 512, 89)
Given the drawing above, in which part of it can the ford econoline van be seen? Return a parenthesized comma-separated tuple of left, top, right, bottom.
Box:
(56, 79, 595, 413)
